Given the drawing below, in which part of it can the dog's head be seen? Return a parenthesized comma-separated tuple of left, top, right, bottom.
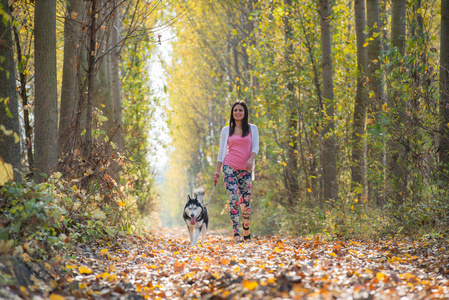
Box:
(184, 195, 204, 225)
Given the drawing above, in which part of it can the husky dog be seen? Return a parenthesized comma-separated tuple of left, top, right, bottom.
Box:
(183, 188, 209, 246)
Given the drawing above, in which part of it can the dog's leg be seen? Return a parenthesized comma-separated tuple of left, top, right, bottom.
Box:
(201, 225, 207, 244)
(187, 225, 194, 245)
(192, 227, 201, 246)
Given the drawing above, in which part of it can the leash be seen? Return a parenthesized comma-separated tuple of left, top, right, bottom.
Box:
(204, 183, 217, 206)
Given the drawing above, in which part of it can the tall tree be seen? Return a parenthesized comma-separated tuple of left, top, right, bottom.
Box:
(386, 0, 406, 203)
(319, 0, 338, 201)
(283, 0, 300, 206)
(59, 0, 84, 155)
(34, 0, 58, 182)
(366, 0, 383, 204)
(94, 53, 113, 138)
(439, 0, 449, 186)
(84, 0, 97, 158)
(110, 9, 124, 150)
(351, 0, 368, 197)
(93, 2, 115, 141)
(10, 2, 34, 170)
(0, 0, 21, 182)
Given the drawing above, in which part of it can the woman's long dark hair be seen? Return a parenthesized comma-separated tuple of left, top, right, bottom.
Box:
(229, 100, 250, 137)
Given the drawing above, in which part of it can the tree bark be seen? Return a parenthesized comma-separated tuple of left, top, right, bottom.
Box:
(366, 0, 384, 205)
(110, 10, 125, 150)
(93, 2, 113, 142)
(390, 0, 406, 55)
(85, 0, 97, 158)
(232, 38, 241, 97)
(34, 0, 58, 183)
(386, 0, 406, 204)
(351, 0, 368, 198)
(319, 0, 338, 201)
(94, 53, 113, 138)
(283, 0, 300, 206)
(0, 0, 21, 182)
(59, 0, 84, 156)
(439, 0, 449, 187)
(12, 25, 33, 169)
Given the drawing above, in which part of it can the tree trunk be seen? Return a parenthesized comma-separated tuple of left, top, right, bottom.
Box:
(85, 0, 97, 158)
(283, 0, 300, 206)
(386, 0, 406, 204)
(232, 38, 241, 97)
(366, 0, 384, 205)
(110, 11, 125, 150)
(93, 2, 113, 142)
(351, 0, 368, 198)
(34, 0, 58, 183)
(12, 25, 33, 170)
(301, 16, 323, 201)
(0, 0, 21, 182)
(240, 0, 255, 106)
(319, 0, 338, 201)
(59, 0, 84, 156)
(94, 54, 113, 138)
(439, 0, 449, 188)
(390, 0, 406, 54)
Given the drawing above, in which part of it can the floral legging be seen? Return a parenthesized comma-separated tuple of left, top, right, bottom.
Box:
(223, 165, 252, 236)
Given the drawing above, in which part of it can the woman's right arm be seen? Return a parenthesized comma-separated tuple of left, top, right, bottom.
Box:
(214, 127, 227, 184)
(214, 161, 222, 184)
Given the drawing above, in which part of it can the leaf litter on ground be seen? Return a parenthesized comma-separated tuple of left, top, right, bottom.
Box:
(1, 227, 449, 299)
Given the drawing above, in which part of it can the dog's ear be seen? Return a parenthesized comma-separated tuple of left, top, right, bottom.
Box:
(187, 195, 191, 203)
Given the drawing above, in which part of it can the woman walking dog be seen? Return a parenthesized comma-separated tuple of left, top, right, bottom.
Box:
(214, 100, 259, 242)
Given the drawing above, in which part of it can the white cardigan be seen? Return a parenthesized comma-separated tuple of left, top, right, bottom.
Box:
(217, 124, 259, 179)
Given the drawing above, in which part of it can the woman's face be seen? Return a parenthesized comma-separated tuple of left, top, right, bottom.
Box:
(233, 104, 245, 121)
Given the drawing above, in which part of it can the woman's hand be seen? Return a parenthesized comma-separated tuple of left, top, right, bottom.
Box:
(245, 159, 254, 171)
(213, 172, 220, 185)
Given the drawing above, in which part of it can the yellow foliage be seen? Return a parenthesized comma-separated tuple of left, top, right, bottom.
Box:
(0, 159, 14, 186)
(79, 266, 92, 274)
(243, 280, 258, 290)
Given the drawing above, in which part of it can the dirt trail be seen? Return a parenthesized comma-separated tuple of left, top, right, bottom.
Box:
(40, 227, 449, 299)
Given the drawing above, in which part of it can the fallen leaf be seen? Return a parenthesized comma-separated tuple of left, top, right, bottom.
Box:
(243, 280, 258, 290)
(79, 266, 92, 274)
(49, 294, 65, 300)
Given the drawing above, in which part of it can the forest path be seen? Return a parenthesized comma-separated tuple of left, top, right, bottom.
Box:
(51, 227, 449, 299)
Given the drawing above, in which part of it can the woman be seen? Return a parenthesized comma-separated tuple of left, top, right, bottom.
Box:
(214, 100, 259, 242)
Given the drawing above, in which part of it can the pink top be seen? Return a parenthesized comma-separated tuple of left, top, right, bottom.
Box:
(223, 132, 252, 170)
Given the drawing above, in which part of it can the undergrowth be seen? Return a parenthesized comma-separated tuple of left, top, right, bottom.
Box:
(0, 172, 153, 257)
(249, 187, 449, 240)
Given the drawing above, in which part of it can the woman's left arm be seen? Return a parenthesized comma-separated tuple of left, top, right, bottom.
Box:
(245, 125, 259, 170)
(245, 152, 257, 170)
(251, 125, 259, 155)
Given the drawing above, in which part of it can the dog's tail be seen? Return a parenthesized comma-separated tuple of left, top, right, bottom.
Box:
(193, 187, 205, 202)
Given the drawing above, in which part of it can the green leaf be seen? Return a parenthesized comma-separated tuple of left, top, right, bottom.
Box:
(90, 208, 106, 220)
(104, 226, 115, 237)
(0, 228, 9, 241)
